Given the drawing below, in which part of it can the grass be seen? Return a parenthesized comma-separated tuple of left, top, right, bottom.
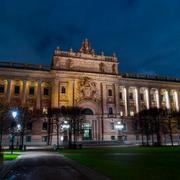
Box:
(0, 150, 21, 161)
(60, 146, 180, 180)
(3, 153, 19, 161)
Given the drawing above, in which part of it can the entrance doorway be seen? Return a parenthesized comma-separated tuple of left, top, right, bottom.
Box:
(83, 123, 92, 140)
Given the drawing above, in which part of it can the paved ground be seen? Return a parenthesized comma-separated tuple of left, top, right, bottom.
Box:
(1, 151, 109, 180)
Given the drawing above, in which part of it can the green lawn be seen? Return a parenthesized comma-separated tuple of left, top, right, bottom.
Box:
(3, 153, 19, 160)
(60, 146, 180, 180)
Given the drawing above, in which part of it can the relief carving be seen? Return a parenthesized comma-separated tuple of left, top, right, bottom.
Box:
(75, 77, 99, 103)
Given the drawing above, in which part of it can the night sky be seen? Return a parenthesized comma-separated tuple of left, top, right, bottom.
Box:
(0, 0, 180, 77)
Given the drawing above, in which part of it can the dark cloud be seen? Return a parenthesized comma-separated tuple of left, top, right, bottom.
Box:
(0, 0, 180, 76)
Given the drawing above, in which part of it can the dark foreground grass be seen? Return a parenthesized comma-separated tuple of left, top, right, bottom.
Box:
(60, 146, 180, 180)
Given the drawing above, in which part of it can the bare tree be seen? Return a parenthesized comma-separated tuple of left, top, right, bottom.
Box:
(47, 108, 61, 148)
(60, 106, 85, 148)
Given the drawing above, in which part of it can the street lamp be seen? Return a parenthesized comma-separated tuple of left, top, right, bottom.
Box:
(115, 120, 124, 142)
(61, 120, 70, 147)
(61, 121, 70, 129)
(12, 111, 17, 119)
(10, 110, 18, 154)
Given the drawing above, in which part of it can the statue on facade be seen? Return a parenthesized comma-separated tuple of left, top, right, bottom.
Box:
(79, 39, 94, 54)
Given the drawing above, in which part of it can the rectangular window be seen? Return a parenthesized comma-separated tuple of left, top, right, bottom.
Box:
(136, 135, 140, 140)
(150, 94, 154, 101)
(108, 89, 112, 96)
(42, 122, 48, 130)
(111, 136, 115, 140)
(26, 136, 31, 142)
(124, 136, 127, 141)
(123, 123, 127, 131)
(0, 84, 4, 93)
(129, 93, 133, 100)
(108, 107, 113, 115)
(61, 86, 66, 94)
(28, 107, 33, 112)
(42, 136, 48, 142)
(110, 122, 114, 130)
(119, 92, 122, 99)
(120, 111, 123, 117)
(29, 86, 34, 95)
(27, 122, 32, 130)
(130, 111, 134, 116)
(43, 107, 48, 114)
(140, 93, 144, 101)
(14, 85, 20, 95)
(177, 120, 180, 129)
(44, 87, 49, 96)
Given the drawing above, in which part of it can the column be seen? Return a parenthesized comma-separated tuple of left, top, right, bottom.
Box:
(22, 80, 27, 106)
(135, 88, 139, 113)
(148, 88, 151, 109)
(7, 79, 12, 103)
(36, 80, 42, 109)
(157, 89, 161, 109)
(51, 79, 59, 108)
(165, 90, 170, 109)
(146, 88, 150, 109)
(137, 87, 141, 112)
(124, 87, 128, 116)
(69, 80, 74, 106)
(115, 84, 120, 115)
(102, 83, 107, 115)
(174, 90, 179, 111)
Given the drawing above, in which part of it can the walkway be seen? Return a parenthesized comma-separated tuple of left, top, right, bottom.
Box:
(1, 151, 110, 180)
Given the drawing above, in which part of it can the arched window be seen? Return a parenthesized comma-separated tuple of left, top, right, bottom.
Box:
(82, 108, 94, 115)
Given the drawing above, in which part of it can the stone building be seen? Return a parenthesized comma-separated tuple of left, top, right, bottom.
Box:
(1, 39, 180, 145)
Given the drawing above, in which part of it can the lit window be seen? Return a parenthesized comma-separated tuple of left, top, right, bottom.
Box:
(14, 85, 20, 95)
(43, 107, 48, 114)
(130, 111, 134, 116)
(29, 86, 34, 95)
(120, 111, 123, 116)
(42, 121, 48, 130)
(44, 87, 49, 96)
(61, 86, 66, 94)
(0, 84, 4, 93)
(108, 89, 112, 96)
(109, 107, 113, 115)
(29, 107, 33, 112)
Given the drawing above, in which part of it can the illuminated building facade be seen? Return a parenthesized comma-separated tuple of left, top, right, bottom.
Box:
(1, 39, 180, 145)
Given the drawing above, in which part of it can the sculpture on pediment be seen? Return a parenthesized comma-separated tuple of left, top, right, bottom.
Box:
(79, 39, 95, 54)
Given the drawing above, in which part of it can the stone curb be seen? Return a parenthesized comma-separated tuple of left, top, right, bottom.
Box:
(59, 154, 111, 180)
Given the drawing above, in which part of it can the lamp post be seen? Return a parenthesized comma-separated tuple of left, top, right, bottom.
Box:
(10, 110, 18, 154)
(115, 120, 124, 142)
(61, 120, 70, 147)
